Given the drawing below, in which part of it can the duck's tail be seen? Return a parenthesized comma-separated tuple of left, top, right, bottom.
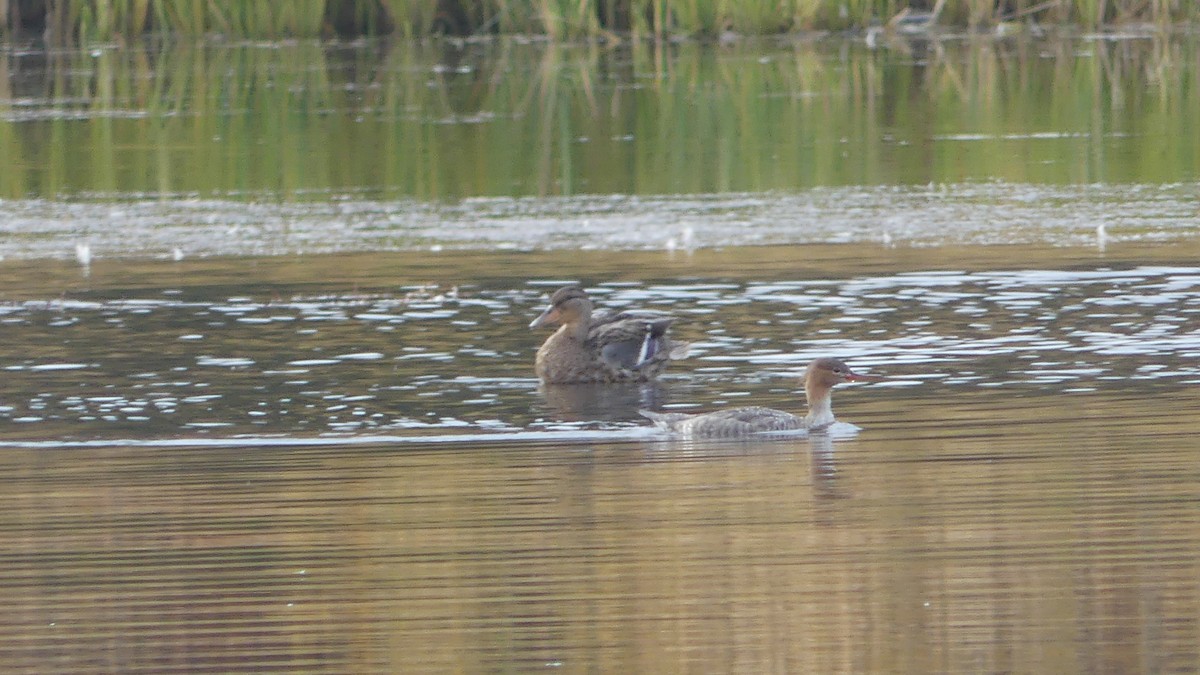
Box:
(668, 341, 691, 360)
(634, 335, 691, 369)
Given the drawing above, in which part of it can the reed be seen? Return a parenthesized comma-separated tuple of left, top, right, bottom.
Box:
(3, 0, 1197, 41)
(378, 0, 439, 36)
(49, 0, 151, 42)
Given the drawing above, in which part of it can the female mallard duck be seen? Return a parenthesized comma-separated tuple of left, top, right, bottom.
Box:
(529, 286, 689, 384)
(640, 357, 881, 438)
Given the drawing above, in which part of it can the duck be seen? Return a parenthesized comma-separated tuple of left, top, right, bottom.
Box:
(529, 285, 689, 384)
(640, 357, 881, 438)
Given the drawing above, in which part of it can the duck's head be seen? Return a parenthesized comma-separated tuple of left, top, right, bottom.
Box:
(529, 286, 593, 329)
(804, 357, 883, 391)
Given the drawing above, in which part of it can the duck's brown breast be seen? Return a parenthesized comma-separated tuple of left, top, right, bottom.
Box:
(536, 331, 657, 384)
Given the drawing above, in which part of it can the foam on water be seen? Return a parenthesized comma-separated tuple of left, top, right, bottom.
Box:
(1, 183, 1197, 261)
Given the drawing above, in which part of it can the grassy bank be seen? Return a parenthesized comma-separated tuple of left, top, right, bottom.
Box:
(1, 0, 1197, 41)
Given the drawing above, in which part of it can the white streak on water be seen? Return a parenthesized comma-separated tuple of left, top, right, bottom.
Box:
(1, 183, 1197, 260)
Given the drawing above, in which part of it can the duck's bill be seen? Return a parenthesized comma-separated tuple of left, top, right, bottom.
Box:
(528, 305, 559, 329)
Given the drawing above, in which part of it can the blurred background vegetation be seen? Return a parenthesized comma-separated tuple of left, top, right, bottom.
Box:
(0, 0, 1197, 41)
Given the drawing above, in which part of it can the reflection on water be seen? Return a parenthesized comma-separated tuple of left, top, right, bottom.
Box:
(1, 402, 1198, 671)
(2, 36, 1198, 262)
(2, 246, 1198, 441)
(1, 37, 1197, 201)
(3, 32, 1200, 670)
(538, 382, 667, 424)
(1, 243, 1199, 670)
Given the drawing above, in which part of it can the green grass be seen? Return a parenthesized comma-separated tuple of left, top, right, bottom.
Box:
(4, 0, 1198, 41)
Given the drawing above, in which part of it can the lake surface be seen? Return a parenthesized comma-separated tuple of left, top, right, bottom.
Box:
(2, 35, 1200, 673)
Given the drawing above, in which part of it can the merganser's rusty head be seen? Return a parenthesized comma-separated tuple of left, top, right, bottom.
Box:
(804, 357, 883, 390)
(801, 357, 882, 429)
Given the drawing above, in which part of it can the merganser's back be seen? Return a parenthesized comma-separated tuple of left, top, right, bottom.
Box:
(640, 357, 879, 438)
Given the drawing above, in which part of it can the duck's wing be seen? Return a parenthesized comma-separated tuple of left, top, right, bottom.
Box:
(589, 312, 677, 371)
(592, 309, 674, 328)
(609, 309, 696, 357)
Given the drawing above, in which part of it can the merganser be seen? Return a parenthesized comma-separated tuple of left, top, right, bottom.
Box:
(529, 286, 689, 384)
(640, 357, 880, 438)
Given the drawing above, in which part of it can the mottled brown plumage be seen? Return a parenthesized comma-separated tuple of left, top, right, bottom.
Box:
(529, 286, 688, 384)
(641, 358, 881, 438)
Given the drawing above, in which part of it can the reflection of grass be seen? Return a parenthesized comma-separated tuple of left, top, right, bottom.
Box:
(1, 38, 1196, 199)
(9, 0, 1200, 40)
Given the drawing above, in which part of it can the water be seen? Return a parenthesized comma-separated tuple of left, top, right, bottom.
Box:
(4, 426, 1197, 672)
(2, 244, 1199, 671)
(3, 183, 1199, 261)
(3, 35, 1200, 673)
(3, 244, 1199, 441)
(2, 36, 1198, 200)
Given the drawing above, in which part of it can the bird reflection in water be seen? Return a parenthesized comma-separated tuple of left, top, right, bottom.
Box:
(538, 381, 668, 423)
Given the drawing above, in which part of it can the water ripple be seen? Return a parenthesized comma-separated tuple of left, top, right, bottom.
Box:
(0, 263, 1197, 444)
